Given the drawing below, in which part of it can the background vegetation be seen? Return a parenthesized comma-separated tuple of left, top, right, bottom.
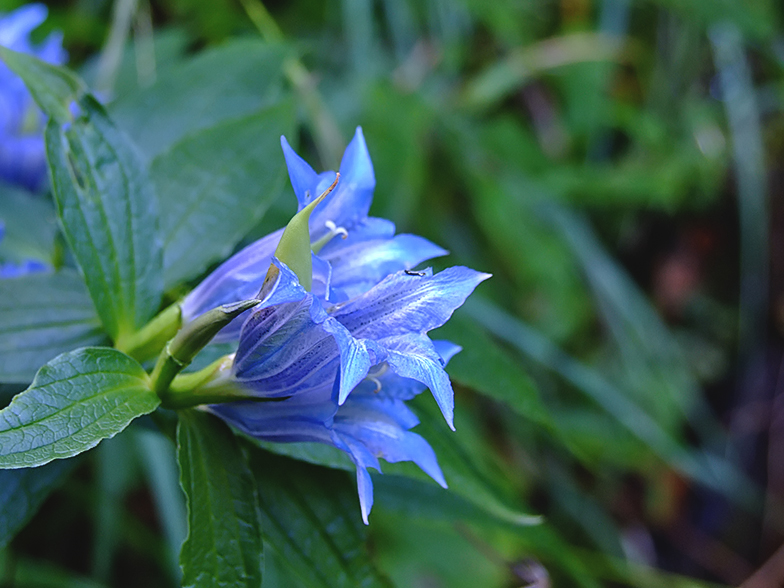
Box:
(1, 0, 782, 586)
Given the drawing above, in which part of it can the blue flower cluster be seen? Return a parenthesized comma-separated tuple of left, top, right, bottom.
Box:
(184, 130, 489, 522)
(0, 4, 66, 192)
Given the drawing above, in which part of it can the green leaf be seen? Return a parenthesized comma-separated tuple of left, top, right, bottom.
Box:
(0, 184, 57, 265)
(247, 449, 391, 588)
(388, 397, 542, 526)
(110, 39, 288, 160)
(177, 410, 263, 588)
(0, 46, 85, 124)
(0, 271, 106, 384)
(0, 347, 158, 468)
(135, 429, 187, 583)
(45, 97, 163, 343)
(153, 101, 295, 289)
(0, 458, 77, 550)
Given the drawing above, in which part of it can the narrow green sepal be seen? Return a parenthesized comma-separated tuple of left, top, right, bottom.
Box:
(271, 173, 339, 291)
(151, 299, 260, 396)
(115, 302, 182, 362)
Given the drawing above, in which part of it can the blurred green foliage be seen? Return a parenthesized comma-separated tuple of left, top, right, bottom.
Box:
(3, 0, 784, 586)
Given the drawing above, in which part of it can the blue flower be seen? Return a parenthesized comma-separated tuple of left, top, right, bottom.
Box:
(181, 128, 447, 340)
(183, 130, 489, 521)
(0, 4, 66, 192)
(207, 259, 489, 522)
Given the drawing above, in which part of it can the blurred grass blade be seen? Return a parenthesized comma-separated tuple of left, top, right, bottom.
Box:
(544, 204, 725, 442)
(135, 429, 186, 584)
(464, 297, 760, 510)
(461, 33, 626, 110)
(0, 459, 77, 551)
(92, 435, 136, 582)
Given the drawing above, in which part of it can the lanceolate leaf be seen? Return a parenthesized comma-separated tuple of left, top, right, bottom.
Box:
(45, 97, 163, 343)
(0, 184, 57, 265)
(177, 410, 264, 588)
(247, 448, 391, 588)
(0, 458, 77, 550)
(0, 46, 85, 124)
(0, 271, 106, 383)
(110, 39, 288, 160)
(0, 348, 158, 468)
(153, 101, 295, 289)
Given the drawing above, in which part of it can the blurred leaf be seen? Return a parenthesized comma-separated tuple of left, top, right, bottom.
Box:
(81, 28, 191, 99)
(110, 39, 288, 160)
(461, 33, 624, 111)
(152, 100, 295, 289)
(247, 448, 391, 588)
(177, 410, 263, 588)
(46, 97, 163, 343)
(0, 347, 158, 468)
(0, 270, 106, 384)
(0, 185, 57, 265)
(434, 314, 552, 428)
(135, 428, 187, 583)
(91, 434, 137, 582)
(0, 458, 76, 550)
(465, 297, 761, 510)
(389, 396, 542, 526)
(0, 46, 85, 124)
(0, 554, 109, 588)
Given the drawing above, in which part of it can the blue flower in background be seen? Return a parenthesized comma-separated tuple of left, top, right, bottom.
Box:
(0, 4, 66, 192)
(181, 128, 447, 341)
(208, 259, 489, 522)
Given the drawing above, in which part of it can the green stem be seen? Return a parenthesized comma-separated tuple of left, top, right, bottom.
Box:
(115, 302, 182, 362)
(158, 355, 266, 409)
(150, 299, 260, 396)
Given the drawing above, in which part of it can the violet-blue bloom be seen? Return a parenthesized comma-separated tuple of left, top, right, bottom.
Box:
(0, 4, 66, 192)
(181, 127, 447, 339)
(207, 259, 489, 522)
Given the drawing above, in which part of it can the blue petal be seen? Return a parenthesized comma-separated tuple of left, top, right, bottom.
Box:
(233, 263, 340, 398)
(233, 259, 374, 403)
(309, 128, 376, 237)
(334, 433, 379, 524)
(181, 227, 282, 323)
(319, 217, 396, 254)
(382, 333, 457, 429)
(0, 5, 47, 48)
(353, 339, 462, 401)
(281, 135, 319, 209)
(332, 266, 491, 339)
(0, 134, 48, 192)
(433, 339, 462, 364)
(323, 233, 448, 300)
(208, 386, 338, 445)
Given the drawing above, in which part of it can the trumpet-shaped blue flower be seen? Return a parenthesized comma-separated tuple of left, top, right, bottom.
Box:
(0, 4, 66, 192)
(182, 130, 489, 521)
(181, 128, 447, 340)
(207, 259, 489, 522)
